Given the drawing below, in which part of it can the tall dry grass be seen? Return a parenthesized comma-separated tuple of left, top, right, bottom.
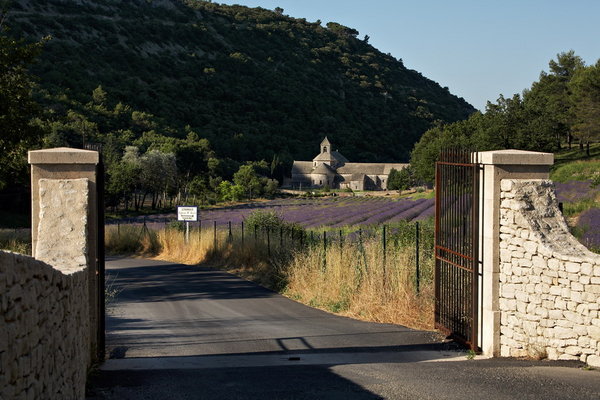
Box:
(0, 229, 32, 255)
(284, 239, 434, 330)
(105, 224, 434, 330)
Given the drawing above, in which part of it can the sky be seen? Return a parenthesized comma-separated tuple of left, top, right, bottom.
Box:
(217, 0, 600, 111)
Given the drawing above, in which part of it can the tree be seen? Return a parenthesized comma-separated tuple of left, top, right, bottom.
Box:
(524, 51, 584, 149)
(388, 167, 414, 191)
(233, 164, 262, 199)
(569, 61, 600, 156)
(0, 22, 46, 189)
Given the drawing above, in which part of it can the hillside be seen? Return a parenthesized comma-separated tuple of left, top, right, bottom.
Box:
(7, 0, 474, 164)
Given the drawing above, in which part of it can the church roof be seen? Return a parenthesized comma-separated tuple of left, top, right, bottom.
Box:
(312, 163, 335, 175)
(337, 163, 408, 175)
(320, 137, 331, 147)
(291, 161, 314, 175)
(313, 150, 349, 163)
(331, 151, 349, 163)
(349, 173, 366, 181)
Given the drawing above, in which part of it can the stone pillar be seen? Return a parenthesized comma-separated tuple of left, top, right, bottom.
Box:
(28, 147, 100, 361)
(477, 150, 554, 356)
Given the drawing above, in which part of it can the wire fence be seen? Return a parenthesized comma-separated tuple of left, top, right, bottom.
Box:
(108, 217, 434, 292)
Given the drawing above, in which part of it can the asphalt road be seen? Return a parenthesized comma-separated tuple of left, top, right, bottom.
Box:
(87, 257, 600, 400)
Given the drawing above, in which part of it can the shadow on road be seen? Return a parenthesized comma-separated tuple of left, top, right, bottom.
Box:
(107, 262, 277, 302)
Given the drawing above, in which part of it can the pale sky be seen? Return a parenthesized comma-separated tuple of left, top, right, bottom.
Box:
(217, 0, 600, 111)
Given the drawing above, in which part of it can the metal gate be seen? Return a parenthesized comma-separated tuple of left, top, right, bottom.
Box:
(84, 143, 105, 361)
(434, 149, 480, 350)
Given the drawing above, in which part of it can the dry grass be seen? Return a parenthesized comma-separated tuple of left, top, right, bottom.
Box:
(0, 229, 32, 255)
(105, 225, 435, 330)
(284, 240, 434, 330)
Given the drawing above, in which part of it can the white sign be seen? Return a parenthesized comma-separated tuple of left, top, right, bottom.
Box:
(177, 206, 198, 222)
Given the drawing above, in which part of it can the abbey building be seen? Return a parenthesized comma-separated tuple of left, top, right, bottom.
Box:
(290, 137, 408, 190)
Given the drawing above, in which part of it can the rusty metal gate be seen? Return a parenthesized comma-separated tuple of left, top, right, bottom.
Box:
(84, 143, 105, 361)
(435, 149, 480, 350)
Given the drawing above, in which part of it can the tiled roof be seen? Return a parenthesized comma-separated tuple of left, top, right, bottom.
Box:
(312, 163, 335, 175)
(291, 161, 314, 175)
(337, 163, 408, 175)
(331, 151, 349, 163)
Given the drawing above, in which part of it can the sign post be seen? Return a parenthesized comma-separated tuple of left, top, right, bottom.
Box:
(177, 206, 198, 242)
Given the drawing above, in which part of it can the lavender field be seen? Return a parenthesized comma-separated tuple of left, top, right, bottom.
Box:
(554, 180, 600, 250)
(110, 196, 435, 231)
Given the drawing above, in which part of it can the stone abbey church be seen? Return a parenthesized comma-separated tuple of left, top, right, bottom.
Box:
(291, 138, 408, 190)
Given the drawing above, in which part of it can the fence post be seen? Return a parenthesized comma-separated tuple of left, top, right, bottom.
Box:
(241, 221, 244, 248)
(382, 225, 387, 285)
(323, 231, 327, 271)
(198, 219, 202, 241)
(310, 231, 314, 246)
(339, 229, 343, 257)
(267, 227, 271, 257)
(415, 221, 420, 294)
(280, 226, 283, 248)
(213, 220, 217, 248)
(117, 222, 120, 238)
(254, 224, 257, 243)
(228, 221, 232, 242)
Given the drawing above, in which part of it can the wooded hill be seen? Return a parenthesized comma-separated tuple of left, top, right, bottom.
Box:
(7, 0, 474, 164)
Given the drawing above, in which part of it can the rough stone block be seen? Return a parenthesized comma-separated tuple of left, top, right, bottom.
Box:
(564, 346, 583, 356)
(523, 240, 538, 255)
(589, 326, 600, 341)
(501, 180, 514, 192)
(565, 262, 581, 273)
(515, 290, 529, 302)
(580, 276, 591, 285)
(581, 263, 593, 275)
(35, 179, 89, 270)
(587, 285, 600, 294)
(588, 355, 600, 368)
(558, 353, 579, 361)
(519, 258, 532, 268)
(500, 249, 512, 263)
(502, 284, 516, 299)
(532, 256, 546, 269)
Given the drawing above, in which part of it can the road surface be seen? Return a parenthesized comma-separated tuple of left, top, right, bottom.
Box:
(87, 257, 600, 399)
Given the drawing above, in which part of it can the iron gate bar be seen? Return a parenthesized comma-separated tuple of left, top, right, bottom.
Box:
(434, 148, 480, 351)
(435, 245, 475, 261)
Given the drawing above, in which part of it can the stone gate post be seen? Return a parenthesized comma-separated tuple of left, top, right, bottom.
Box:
(477, 150, 554, 356)
(28, 147, 100, 361)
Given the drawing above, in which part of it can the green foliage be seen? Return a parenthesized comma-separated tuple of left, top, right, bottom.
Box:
(7, 0, 474, 171)
(244, 210, 304, 236)
(387, 167, 414, 191)
(410, 51, 600, 184)
(244, 210, 284, 231)
(551, 160, 600, 183)
(0, 20, 47, 189)
(167, 220, 186, 232)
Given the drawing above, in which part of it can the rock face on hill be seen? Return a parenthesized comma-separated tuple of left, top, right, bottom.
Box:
(8, 0, 475, 163)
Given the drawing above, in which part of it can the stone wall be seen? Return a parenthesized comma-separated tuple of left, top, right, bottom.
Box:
(1, 177, 93, 399)
(0, 251, 90, 399)
(498, 179, 600, 366)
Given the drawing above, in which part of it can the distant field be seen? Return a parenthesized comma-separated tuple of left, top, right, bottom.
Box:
(109, 196, 434, 231)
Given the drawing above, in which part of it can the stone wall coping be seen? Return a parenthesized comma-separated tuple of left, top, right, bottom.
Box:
(28, 147, 99, 165)
(477, 149, 554, 166)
